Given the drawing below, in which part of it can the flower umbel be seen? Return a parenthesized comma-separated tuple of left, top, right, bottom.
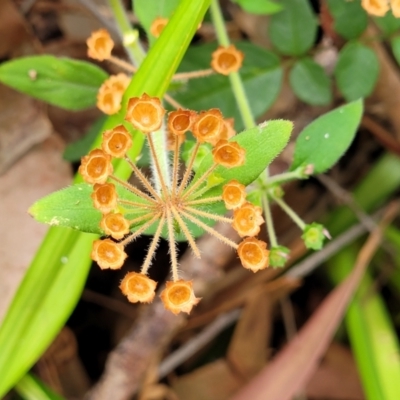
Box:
(81, 93, 269, 314)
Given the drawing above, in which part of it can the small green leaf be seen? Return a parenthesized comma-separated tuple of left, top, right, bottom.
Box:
(268, 0, 317, 56)
(0, 56, 107, 110)
(231, 0, 283, 15)
(174, 42, 283, 130)
(391, 36, 400, 66)
(334, 42, 379, 102)
(326, 0, 367, 39)
(289, 57, 332, 105)
(193, 120, 293, 192)
(63, 116, 107, 162)
(290, 99, 363, 174)
(374, 12, 400, 36)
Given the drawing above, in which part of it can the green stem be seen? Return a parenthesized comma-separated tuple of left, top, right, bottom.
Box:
(108, 0, 146, 65)
(210, 0, 256, 129)
(267, 169, 306, 186)
(272, 194, 306, 231)
(262, 193, 278, 247)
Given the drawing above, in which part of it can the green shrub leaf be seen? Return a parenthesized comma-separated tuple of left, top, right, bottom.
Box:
(334, 43, 379, 102)
(231, 0, 283, 15)
(0, 56, 107, 110)
(174, 42, 283, 130)
(326, 0, 367, 39)
(289, 57, 332, 105)
(374, 12, 400, 35)
(391, 36, 400, 67)
(268, 0, 317, 56)
(290, 99, 363, 174)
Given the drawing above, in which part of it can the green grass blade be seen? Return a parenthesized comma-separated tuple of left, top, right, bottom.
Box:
(0, 0, 211, 396)
(15, 373, 64, 400)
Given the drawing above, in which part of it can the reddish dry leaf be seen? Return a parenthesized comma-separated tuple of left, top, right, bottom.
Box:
(229, 203, 398, 400)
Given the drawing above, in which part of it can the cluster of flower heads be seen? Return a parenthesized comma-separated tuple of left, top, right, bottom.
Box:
(86, 27, 244, 116)
(361, 0, 400, 17)
(79, 94, 270, 314)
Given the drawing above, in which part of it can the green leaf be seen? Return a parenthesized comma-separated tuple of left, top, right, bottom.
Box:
(193, 120, 293, 191)
(231, 0, 283, 15)
(391, 36, 400, 66)
(174, 42, 283, 130)
(289, 57, 332, 106)
(290, 99, 363, 174)
(334, 42, 379, 102)
(63, 116, 107, 162)
(268, 0, 317, 56)
(0, 56, 107, 110)
(374, 12, 400, 36)
(326, 0, 367, 39)
(15, 373, 65, 400)
(0, 0, 211, 396)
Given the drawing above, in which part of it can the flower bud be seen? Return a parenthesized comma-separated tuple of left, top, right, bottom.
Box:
(211, 45, 244, 75)
(212, 140, 246, 168)
(232, 202, 264, 237)
(87, 29, 114, 61)
(79, 149, 113, 184)
(91, 183, 118, 214)
(269, 246, 290, 268)
(120, 272, 157, 303)
(102, 125, 132, 158)
(192, 109, 223, 145)
(100, 213, 130, 239)
(125, 93, 165, 133)
(301, 223, 326, 250)
(222, 180, 247, 210)
(238, 237, 269, 272)
(160, 280, 201, 314)
(91, 239, 127, 270)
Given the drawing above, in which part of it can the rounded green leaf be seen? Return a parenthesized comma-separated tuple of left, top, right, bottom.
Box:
(391, 36, 400, 66)
(268, 0, 317, 56)
(0, 56, 107, 110)
(289, 57, 332, 106)
(334, 43, 379, 102)
(374, 12, 400, 36)
(290, 99, 363, 174)
(231, 0, 283, 15)
(326, 0, 367, 39)
(173, 42, 283, 130)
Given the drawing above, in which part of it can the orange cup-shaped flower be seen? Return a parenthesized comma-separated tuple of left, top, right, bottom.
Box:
(361, 0, 390, 15)
(100, 213, 130, 240)
(150, 17, 168, 38)
(120, 272, 157, 303)
(102, 125, 132, 158)
(160, 280, 201, 315)
(91, 239, 127, 270)
(220, 118, 236, 140)
(222, 180, 247, 210)
(79, 149, 113, 184)
(91, 183, 118, 214)
(232, 202, 264, 237)
(104, 73, 130, 92)
(192, 109, 223, 145)
(125, 93, 165, 133)
(168, 109, 196, 136)
(391, 0, 400, 17)
(211, 45, 244, 75)
(238, 237, 269, 272)
(97, 86, 123, 115)
(87, 29, 114, 61)
(212, 140, 246, 168)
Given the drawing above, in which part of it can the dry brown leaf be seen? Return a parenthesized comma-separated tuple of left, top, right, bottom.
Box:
(306, 342, 364, 400)
(0, 134, 72, 322)
(172, 359, 242, 400)
(229, 203, 398, 400)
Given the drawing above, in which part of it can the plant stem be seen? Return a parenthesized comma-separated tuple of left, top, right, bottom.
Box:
(108, 0, 145, 65)
(210, 0, 255, 129)
(262, 193, 278, 247)
(267, 169, 306, 186)
(272, 194, 306, 231)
